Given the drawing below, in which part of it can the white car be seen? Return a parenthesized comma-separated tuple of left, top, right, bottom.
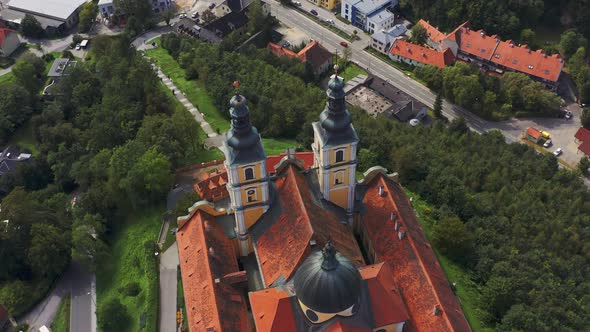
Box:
(409, 119, 420, 126)
(552, 148, 563, 157)
(326, 19, 335, 25)
(292, 1, 302, 5)
(543, 139, 552, 148)
(75, 43, 81, 50)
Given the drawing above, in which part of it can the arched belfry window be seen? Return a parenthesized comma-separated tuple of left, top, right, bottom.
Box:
(245, 167, 254, 180)
(334, 171, 345, 185)
(246, 188, 257, 203)
(335, 149, 344, 163)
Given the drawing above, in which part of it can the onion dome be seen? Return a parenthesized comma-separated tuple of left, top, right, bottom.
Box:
(319, 65, 352, 133)
(293, 241, 362, 314)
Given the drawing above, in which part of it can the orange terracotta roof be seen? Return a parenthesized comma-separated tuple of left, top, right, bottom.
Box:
(575, 127, 590, 142)
(249, 287, 298, 332)
(324, 321, 372, 332)
(390, 39, 455, 68)
(267, 42, 298, 57)
(194, 171, 229, 202)
(360, 174, 470, 332)
(265, 152, 314, 174)
(491, 41, 563, 82)
(359, 262, 410, 326)
(417, 20, 447, 44)
(296, 41, 333, 72)
(444, 21, 469, 42)
(579, 140, 590, 156)
(255, 164, 365, 287)
(526, 127, 543, 140)
(176, 210, 252, 332)
(458, 27, 499, 60)
(0, 28, 16, 47)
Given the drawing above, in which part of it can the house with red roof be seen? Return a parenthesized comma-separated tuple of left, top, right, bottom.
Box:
(177, 73, 470, 332)
(267, 41, 333, 76)
(389, 39, 455, 68)
(0, 28, 20, 56)
(575, 127, 590, 157)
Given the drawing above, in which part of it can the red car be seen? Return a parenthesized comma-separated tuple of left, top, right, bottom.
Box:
(340, 41, 348, 47)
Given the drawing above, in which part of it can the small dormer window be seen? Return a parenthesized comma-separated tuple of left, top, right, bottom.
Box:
(245, 167, 254, 180)
(335, 149, 344, 163)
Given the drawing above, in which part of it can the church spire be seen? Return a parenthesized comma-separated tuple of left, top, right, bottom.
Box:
(319, 65, 352, 134)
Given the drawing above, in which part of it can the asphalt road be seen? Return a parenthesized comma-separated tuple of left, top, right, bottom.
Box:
(159, 242, 179, 332)
(69, 262, 96, 332)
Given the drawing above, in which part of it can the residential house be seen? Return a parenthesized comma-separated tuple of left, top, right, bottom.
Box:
(366, 8, 394, 34)
(307, 0, 339, 11)
(177, 74, 470, 332)
(388, 39, 455, 68)
(44, 58, 77, 96)
(97, 0, 171, 20)
(341, 0, 397, 32)
(267, 40, 333, 76)
(575, 127, 590, 157)
(0, 0, 88, 34)
(97, 0, 115, 19)
(370, 23, 406, 54)
(0, 146, 31, 193)
(0, 27, 20, 56)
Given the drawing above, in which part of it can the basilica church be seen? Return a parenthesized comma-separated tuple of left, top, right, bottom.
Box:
(176, 68, 471, 332)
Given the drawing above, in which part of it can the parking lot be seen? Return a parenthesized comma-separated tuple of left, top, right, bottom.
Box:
(494, 102, 586, 166)
(275, 24, 310, 48)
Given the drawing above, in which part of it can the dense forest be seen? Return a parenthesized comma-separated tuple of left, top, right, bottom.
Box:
(0, 36, 201, 330)
(158, 35, 590, 330)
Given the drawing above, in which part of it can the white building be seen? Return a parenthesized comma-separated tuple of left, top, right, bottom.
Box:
(370, 24, 406, 54)
(0, 0, 88, 33)
(341, 0, 397, 32)
(97, 0, 115, 18)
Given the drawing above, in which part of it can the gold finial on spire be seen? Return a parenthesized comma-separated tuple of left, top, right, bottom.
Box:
(233, 80, 240, 95)
(333, 64, 339, 76)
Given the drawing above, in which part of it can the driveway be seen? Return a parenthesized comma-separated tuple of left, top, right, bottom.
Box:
(159, 242, 179, 332)
(69, 262, 96, 332)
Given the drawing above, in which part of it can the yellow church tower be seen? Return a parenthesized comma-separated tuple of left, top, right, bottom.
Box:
(223, 81, 270, 256)
(312, 66, 358, 215)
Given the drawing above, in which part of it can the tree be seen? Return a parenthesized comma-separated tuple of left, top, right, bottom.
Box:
(559, 30, 588, 59)
(20, 14, 43, 38)
(79, 1, 98, 32)
(99, 298, 131, 331)
(0, 280, 33, 315)
(342, 46, 352, 66)
(161, 7, 177, 26)
(72, 213, 109, 271)
(582, 107, 590, 129)
(578, 156, 590, 176)
(27, 223, 71, 277)
(519, 28, 536, 48)
(433, 92, 443, 118)
(201, 9, 216, 25)
(0, 84, 32, 142)
(114, 0, 153, 28)
(432, 216, 474, 262)
(409, 23, 428, 46)
(248, 0, 266, 33)
(12, 54, 45, 94)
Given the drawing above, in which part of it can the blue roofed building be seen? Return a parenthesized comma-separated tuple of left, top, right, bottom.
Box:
(370, 23, 406, 54)
(340, 0, 397, 32)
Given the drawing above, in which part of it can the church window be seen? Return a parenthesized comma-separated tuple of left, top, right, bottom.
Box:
(244, 167, 254, 180)
(246, 188, 257, 203)
(335, 149, 344, 163)
(334, 170, 345, 185)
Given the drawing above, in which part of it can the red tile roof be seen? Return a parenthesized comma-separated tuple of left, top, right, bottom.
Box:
(324, 321, 372, 332)
(575, 127, 590, 142)
(0, 28, 16, 47)
(194, 170, 229, 202)
(417, 20, 447, 44)
(176, 210, 252, 332)
(255, 164, 365, 287)
(526, 127, 543, 140)
(578, 140, 590, 156)
(267, 41, 333, 74)
(267, 42, 298, 57)
(390, 39, 455, 68)
(249, 288, 298, 332)
(359, 262, 410, 326)
(457, 27, 499, 60)
(265, 151, 314, 174)
(491, 41, 563, 82)
(360, 174, 470, 332)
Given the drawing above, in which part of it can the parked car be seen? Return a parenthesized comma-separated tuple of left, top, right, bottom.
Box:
(543, 139, 552, 148)
(75, 43, 81, 50)
(552, 148, 563, 157)
(409, 119, 420, 126)
(310, 9, 318, 15)
(292, 1, 302, 5)
(340, 41, 348, 47)
(179, 13, 187, 18)
(326, 19, 335, 25)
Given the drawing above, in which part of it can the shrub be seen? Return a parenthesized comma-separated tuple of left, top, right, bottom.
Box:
(118, 282, 142, 297)
(99, 298, 131, 331)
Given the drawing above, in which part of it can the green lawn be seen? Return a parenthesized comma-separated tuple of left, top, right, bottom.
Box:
(51, 294, 71, 332)
(262, 137, 299, 155)
(7, 120, 39, 155)
(339, 63, 368, 82)
(0, 72, 15, 86)
(405, 190, 493, 332)
(96, 207, 162, 332)
(145, 40, 231, 133)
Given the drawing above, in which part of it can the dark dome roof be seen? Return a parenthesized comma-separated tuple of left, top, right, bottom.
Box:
(293, 242, 362, 314)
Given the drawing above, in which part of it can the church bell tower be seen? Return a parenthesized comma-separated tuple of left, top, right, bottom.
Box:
(223, 81, 270, 256)
(312, 65, 358, 215)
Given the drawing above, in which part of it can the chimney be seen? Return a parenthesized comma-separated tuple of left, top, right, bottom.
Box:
(379, 186, 385, 197)
(509, 43, 514, 48)
(480, 31, 484, 37)
(209, 247, 215, 257)
(398, 229, 406, 240)
(310, 239, 317, 247)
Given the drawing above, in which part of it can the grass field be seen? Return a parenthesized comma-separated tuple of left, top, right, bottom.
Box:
(0, 72, 15, 86)
(96, 207, 162, 332)
(405, 190, 493, 332)
(145, 40, 231, 133)
(339, 63, 368, 82)
(51, 294, 71, 332)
